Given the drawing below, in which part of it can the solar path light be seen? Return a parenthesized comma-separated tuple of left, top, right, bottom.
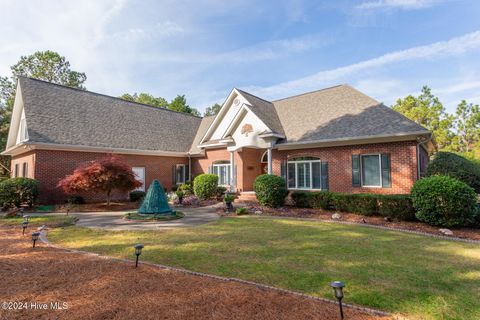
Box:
(31, 232, 40, 248)
(134, 244, 144, 268)
(330, 281, 345, 320)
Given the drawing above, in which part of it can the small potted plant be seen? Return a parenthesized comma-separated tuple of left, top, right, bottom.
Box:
(175, 190, 185, 205)
(224, 193, 235, 212)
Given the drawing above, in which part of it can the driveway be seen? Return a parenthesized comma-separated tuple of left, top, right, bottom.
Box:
(35, 205, 220, 231)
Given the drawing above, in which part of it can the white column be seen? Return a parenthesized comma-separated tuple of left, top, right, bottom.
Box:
(230, 151, 235, 192)
(267, 147, 273, 175)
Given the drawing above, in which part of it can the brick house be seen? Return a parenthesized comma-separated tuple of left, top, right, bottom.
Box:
(3, 77, 434, 203)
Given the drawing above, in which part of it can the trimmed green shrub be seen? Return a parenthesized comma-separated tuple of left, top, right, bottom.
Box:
(348, 194, 379, 216)
(236, 207, 249, 215)
(216, 186, 227, 199)
(310, 192, 333, 210)
(0, 178, 39, 209)
(193, 174, 218, 200)
(291, 192, 312, 208)
(426, 152, 480, 193)
(411, 176, 478, 227)
(253, 174, 288, 208)
(178, 182, 194, 195)
(129, 191, 146, 202)
(377, 195, 416, 221)
(291, 191, 333, 210)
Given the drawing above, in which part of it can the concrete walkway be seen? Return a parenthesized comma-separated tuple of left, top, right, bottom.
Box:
(32, 205, 221, 231)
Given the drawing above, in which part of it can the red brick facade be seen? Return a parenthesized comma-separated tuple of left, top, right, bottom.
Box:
(14, 150, 188, 204)
(271, 141, 418, 194)
(11, 140, 421, 203)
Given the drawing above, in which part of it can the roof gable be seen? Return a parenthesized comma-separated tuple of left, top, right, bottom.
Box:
(272, 85, 428, 144)
(200, 88, 277, 145)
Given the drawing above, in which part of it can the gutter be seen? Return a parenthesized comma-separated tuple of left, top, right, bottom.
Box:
(2, 142, 188, 157)
(275, 131, 431, 150)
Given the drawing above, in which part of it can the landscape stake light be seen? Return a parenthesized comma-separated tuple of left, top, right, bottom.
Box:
(23, 215, 30, 222)
(134, 244, 144, 268)
(31, 232, 40, 248)
(22, 220, 28, 235)
(330, 281, 345, 320)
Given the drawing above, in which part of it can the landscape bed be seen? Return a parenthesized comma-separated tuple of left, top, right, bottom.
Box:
(0, 226, 387, 320)
(46, 216, 480, 320)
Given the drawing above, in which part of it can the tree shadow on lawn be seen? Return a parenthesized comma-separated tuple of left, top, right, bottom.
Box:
(51, 218, 480, 319)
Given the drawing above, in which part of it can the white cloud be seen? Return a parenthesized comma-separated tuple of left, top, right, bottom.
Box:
(248, 30, 480, 99)
(356, 0, 439, 10)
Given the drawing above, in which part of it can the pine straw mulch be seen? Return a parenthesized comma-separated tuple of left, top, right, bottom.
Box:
(219, 204, 480, 241)
(0, 226, 392, 320)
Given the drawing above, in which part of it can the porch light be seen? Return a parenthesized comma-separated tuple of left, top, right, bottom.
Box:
(134, 244, 144, 268)
(330, 281, 345, 320)
(22, 220, 28, 235)
(31, 232, 40, 248)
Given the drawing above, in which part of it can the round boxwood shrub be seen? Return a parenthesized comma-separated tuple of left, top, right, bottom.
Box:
(426, 152, 480, 193)
(193, 174, 218, 200)
(411, 176, 478, 227)
(0, 178, 39, 209)
(253, 174, 288, 208)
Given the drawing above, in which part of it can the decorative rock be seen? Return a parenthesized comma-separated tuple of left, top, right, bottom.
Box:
(332, 213, 342, 220)
(254, 210, 263, 215)
(439, 228, 453, 236)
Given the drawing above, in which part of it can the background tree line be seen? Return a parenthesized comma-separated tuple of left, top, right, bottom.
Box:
(392, 86, 480, 160)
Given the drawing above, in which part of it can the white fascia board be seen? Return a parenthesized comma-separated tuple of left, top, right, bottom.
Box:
(199, 88, 238, 144)
(6, 82, 24, 149)
(2, 142, 188, 157)
(276, 131, 431, 150)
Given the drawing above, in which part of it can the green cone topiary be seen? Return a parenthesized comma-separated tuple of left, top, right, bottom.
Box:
(138, 179, 174, 215)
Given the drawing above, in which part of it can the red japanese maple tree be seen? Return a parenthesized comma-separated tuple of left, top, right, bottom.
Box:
(58, 155, 142, 205)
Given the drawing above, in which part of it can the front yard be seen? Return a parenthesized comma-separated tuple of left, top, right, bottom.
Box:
(48, 216, 480, 320)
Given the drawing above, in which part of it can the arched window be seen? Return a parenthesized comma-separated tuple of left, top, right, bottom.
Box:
(287, 156, 321, 190)
(261, 151, 268, 163)
(211, 160, 231, 186)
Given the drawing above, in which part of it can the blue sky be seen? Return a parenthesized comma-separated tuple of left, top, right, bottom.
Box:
(1, 0, 480, 114)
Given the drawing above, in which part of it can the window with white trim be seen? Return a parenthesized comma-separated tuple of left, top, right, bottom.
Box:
(19, 118, 28, 142)
(175, 164, 187, 185)
(132, 167, 145, 191)
(212, 161, 231, 186)
(361, 154, 381, 187)
(287, 157, 321, 190)
(22, 162, 28, 178)
(14, 163, 19, 178)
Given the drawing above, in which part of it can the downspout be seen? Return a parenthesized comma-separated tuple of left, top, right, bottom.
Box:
(188, 153, 192, 182)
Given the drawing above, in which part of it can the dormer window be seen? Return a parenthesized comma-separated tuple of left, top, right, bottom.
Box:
(19, 118, 28, 142)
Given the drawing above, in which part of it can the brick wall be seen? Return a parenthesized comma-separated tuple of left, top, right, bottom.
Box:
(10, 150, 35, 178)
(16, 150, 188, 204)
(12, 140, 419, 203)
(272, 141, 418, 194)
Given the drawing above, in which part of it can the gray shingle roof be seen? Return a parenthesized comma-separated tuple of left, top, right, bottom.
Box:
(20, 77, 202, 153)
(188, 116, 215, 154)
(271, 85, 428, 144)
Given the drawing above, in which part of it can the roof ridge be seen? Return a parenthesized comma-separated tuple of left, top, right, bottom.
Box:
(236, 88, 273, 104)
(271, 84, 347, 103)
(19, 76, 203, 119)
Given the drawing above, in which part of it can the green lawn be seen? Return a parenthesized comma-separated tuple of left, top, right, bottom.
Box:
(45, 216, 480, 319)
(0, 215, 76, 227)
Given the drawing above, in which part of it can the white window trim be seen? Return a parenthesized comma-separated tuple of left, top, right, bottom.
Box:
(22, 162, 28, 178)
(360, 154, 382, 188)
(212, 162, 231, 187)
(132, 167, 146, 192)
(287, 158, 322, 191)
(175, 164, 187, 185)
